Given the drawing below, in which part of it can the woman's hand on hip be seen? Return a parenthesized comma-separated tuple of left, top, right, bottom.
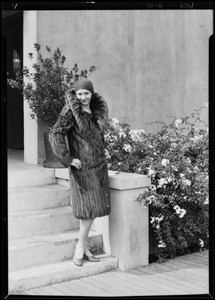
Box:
(71, 159, 82, 169)
(104, 149, 110, 158)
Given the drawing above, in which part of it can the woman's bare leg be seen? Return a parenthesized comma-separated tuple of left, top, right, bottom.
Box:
(75, 218, 95, 258)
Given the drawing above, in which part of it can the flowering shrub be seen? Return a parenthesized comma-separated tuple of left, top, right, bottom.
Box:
(105, 104, 209, 261)
(7, 43, 97, 129)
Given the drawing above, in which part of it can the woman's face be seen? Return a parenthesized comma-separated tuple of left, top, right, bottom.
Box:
(76, 89, 92, 106)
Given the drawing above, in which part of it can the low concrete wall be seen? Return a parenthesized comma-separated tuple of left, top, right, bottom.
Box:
(55, 169, 151, 271)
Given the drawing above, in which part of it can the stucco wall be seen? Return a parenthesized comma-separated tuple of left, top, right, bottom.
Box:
(35, 10, 212, 132)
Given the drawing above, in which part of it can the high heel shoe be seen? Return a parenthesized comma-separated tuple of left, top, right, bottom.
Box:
(83, 245, 100, 262)
(83, 254, 100, 262)
(73, 245, 84, 266)
(73, 254, 83, 266)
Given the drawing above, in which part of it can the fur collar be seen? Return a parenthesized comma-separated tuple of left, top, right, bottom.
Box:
(65, 89, 106, 150)
(65, 88, 109, 129)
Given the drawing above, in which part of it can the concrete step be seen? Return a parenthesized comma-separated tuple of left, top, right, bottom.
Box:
(9, 230, 103, 271)
(9, 254, 118, 293)
(8, 185, 70, 213)
(9, 206, 79, 239)
(8, 167, 56, 189)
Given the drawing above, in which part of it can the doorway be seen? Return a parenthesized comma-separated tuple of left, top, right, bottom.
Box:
(3, 11, 24, 149)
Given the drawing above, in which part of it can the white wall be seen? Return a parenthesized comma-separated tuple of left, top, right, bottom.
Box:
(36, 10, 212, 132)
(23, 10, 213, 163)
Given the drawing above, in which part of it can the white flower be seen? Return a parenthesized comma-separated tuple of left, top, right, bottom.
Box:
(158, 241, 166, 248)
(186, 158, 191, 164)
(150, 215, 163, 224)
(111, 118, 119, 126)
(179, 209, 186, 218)
(171, 142, 177, 149)
(123, 144, 132, 152)
(192, 135, 202, 142)
(106, 133, 118, 142)
(156, 215, 164, 222)
(150, 217, 155, 224)
(204, 196, 209, 205)
(118, 162, 121, 166)
(167, 177, 173, 183)
(161, 159, 170, 167)
(199, 239, 204, 247)
(150, 184, 157, 192)
(174, 119, 182, 127)
(186, 167, 192, 174)
(174, 205, 186, 218)
(179, 173, 185, 179)
(173, 205, 181, 214)
(147, 195, 157, 203)
(158, 178, 168, 187)
(147, 168, 156, 177)
(118, 129, 126, 138)
(129, 129, 145, 142)
(194, 166, 200, 171)
(173, 205, 180, 210)
(182, 179, 191, 186)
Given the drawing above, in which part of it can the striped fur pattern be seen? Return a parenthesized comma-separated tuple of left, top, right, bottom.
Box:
(49, 91, 111, 219)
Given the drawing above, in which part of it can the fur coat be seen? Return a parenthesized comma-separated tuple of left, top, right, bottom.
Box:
(49, 90, 111, 220)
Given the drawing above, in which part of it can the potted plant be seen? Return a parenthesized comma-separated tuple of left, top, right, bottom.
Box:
(7, 43, 97, 167)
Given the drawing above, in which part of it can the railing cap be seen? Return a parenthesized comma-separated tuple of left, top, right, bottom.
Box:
(55, 168, 151, 190)
(108, 170, 151, 190)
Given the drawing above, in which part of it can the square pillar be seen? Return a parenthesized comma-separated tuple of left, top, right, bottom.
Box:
(23, 11, 45, 164)
(92, 170, 151, 271)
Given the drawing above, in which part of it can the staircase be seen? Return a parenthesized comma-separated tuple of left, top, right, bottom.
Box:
(8, 165, 118, 293)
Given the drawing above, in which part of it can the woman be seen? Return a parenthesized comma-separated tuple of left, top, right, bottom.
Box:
(49, 78, 111, 266)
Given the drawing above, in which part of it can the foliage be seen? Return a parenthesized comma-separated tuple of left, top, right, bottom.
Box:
(7, 43, 97, 129)
(105, 104, 209, 261)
